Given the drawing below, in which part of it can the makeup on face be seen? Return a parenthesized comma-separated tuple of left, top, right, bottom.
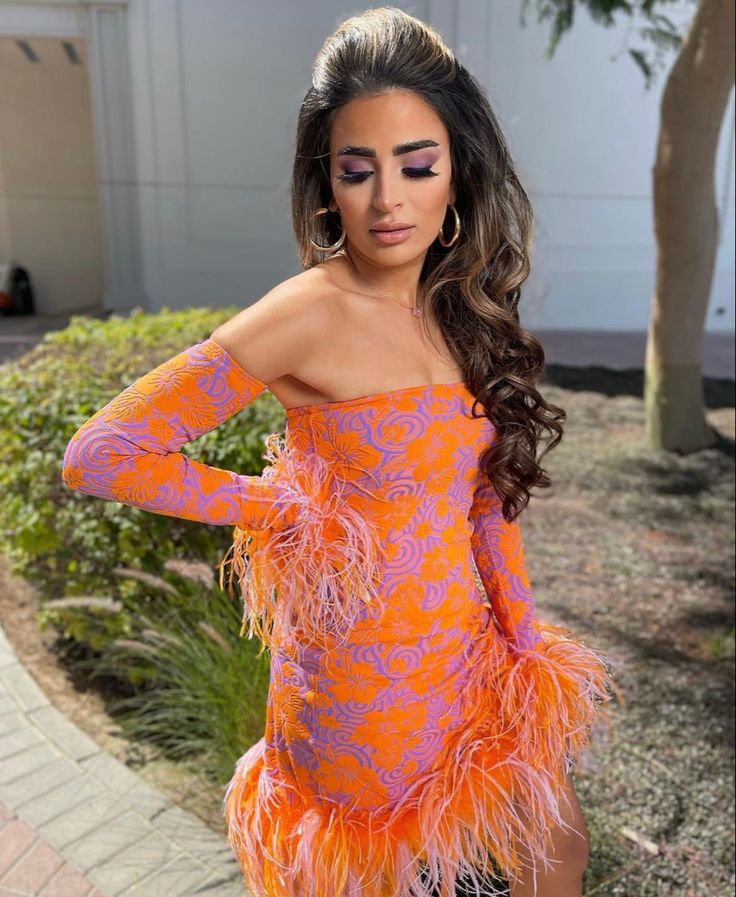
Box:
(335, 138, 442, 183)
(336, 138, 441, 158)
(369, 227, 415, 245)
(331, 133, 449, 247)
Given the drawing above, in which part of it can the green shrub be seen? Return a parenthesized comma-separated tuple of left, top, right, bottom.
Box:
(71, 559, 272, 780)
(0, 305, 285, 680)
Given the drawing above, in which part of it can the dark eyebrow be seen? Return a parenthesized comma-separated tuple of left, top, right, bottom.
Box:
(336, 139, 440, 158)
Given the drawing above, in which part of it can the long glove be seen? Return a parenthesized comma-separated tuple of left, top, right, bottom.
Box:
(61, 338, 297, 531)
(468, 473, 544, 652)
(61, 337, 383, 650)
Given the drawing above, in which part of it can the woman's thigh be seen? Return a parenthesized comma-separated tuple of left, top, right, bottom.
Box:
(417, 771, 587, 897)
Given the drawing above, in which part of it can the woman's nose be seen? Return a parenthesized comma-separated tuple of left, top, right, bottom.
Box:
(371, 172, 404, 211)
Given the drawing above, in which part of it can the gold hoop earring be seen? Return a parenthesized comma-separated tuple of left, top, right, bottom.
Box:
(309, 207, 346, 253)
(438, 204, 461, 248)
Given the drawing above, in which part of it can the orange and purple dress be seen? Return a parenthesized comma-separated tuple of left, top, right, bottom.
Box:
(62, 338, 615, 897)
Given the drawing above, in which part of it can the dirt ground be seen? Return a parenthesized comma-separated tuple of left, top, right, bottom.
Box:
(1, 365, 734, 895)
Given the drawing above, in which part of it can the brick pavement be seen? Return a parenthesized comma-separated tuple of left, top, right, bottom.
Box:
(0, 800, 104, 896)
(0, 625, 249, 897)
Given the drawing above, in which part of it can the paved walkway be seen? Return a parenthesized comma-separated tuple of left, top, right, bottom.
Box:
(0, 625, 248, 897)
(0, 309, 108, 365)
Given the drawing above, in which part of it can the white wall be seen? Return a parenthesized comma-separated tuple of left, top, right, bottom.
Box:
(0, 0, 733, 332)
(0, 32, 104, 314)
(124, 0, 736, 332)
(484, 1, 735, 333)
(126, 0, 371, 312)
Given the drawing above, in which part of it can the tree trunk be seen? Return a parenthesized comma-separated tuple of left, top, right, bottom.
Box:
(645, 0, 735, 451)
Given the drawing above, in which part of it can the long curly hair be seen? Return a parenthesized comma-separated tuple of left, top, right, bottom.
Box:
(290, 6, 565, 522)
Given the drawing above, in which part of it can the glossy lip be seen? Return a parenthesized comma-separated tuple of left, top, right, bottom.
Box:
(369, 227, 414, 244)
(370, 222, 413, 232)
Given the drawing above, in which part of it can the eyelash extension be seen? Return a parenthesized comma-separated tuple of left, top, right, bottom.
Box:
(337, 168, 439, 182)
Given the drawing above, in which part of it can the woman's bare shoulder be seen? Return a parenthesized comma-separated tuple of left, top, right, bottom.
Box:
(208, 267, 338, 385)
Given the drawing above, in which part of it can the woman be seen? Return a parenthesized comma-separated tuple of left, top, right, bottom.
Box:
(62, 7, 615, 897)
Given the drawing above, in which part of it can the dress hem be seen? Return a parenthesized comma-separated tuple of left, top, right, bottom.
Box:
(222, 618, 617, 897)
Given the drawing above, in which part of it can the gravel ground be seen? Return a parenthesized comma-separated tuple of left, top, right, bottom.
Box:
(530, 367, 735, 897)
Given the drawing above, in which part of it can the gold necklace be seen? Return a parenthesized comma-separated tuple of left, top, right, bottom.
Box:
(343, 253, 423, 317)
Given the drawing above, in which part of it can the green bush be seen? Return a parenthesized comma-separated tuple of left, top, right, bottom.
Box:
(0, 305, 286, 679)
(70, 560, 272, 777)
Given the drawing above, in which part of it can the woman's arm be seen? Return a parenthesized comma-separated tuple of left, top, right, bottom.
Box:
(468, 474, 544, 652)
(61, 286, 317, 530)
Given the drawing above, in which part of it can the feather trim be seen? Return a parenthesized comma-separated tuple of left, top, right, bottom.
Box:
(218, 433, 387, 653)
(223, 618, 619, 897)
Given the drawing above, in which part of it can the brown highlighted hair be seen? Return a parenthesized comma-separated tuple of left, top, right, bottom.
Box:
(290, 6, 565, 522)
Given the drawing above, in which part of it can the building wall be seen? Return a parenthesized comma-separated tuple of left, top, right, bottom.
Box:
(0, 0, 733, 332)
(0, 123, 9, 263)
(0, 32, 103, 315)
(486, 1, 735, 332)
(123, 0, 736, 332)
